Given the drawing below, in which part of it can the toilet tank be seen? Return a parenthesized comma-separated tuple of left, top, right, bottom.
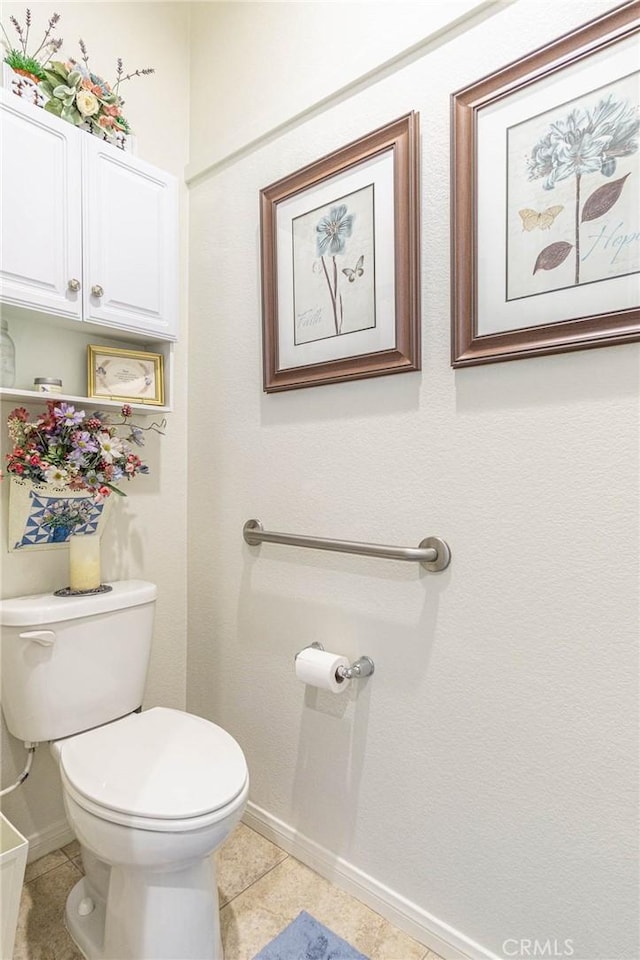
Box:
(0, 580, 157, 743)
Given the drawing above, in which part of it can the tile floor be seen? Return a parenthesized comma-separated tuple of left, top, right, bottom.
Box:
(14, 823, 443, 960)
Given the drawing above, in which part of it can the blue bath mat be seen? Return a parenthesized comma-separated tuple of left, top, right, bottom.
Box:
(252, 910, 370, 960)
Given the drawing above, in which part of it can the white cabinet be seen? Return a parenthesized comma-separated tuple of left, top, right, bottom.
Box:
(82, 136, 178, 339)
(0, 90, 178, 341)
(0, 91, 83, 320)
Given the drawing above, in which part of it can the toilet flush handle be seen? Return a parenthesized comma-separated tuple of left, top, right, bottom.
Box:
(19, 630, 56, 647)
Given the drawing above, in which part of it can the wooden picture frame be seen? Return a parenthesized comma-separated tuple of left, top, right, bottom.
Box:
(87, 345, 165, 406)
(260, 113, 421, 391)
(451, 1, 640, 367)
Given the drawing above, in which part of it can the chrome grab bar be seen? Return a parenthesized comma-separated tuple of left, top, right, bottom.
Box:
(243, 519, 451, 572)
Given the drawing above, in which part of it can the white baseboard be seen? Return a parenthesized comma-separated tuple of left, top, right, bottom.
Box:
(25, 817, 75, 864)
(24, 804, 499, 959)
(243, 802, 500, 960)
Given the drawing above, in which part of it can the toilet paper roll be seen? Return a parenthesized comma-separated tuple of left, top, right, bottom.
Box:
(295, 647, 351, 694)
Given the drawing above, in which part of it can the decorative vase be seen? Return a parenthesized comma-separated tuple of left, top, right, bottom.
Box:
(0, 317, 16, 387)
(51, 526, 71, 543)
(69, 533, 102, 592)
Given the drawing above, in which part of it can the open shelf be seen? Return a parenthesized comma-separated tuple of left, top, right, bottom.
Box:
(0, 312, 174, 413)
(0, 386, 169, 416)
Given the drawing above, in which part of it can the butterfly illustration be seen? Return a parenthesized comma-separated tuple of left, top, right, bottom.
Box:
(518, 206, 564, 231)
(342, 255, 364, 282)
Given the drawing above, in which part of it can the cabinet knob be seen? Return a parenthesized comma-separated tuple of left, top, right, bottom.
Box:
(91, 284, 104, 298)
(68, 278, 81, 292)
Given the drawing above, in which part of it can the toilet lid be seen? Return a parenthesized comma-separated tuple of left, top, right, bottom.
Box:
(58, 707, 248, 821)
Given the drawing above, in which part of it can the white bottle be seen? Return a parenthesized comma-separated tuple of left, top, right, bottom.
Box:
(0, 318, 16, 388)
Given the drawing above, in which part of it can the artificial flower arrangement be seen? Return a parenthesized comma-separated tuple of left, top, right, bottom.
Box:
(6, 401, 163, 501)
(0, 8, 62, 83)
(41, 41, 154, 138)
(1, 9, 154, 139)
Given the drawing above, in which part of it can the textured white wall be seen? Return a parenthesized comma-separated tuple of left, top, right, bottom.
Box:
(187, 0, 489, 178)
(0, 1, 190, 844)
(187, 2, 639, 958)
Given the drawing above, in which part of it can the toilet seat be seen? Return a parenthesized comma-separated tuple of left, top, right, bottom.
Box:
(57, 707, 248, 832)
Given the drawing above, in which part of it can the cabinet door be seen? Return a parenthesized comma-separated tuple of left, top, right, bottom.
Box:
(0, 92, 83, 319)
(82, 137, 178, 340)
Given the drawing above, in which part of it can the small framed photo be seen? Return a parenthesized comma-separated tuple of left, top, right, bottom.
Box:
(260, 112, 421, 391)
(87, 345, 165, 406)
(451, 3, 640, 366)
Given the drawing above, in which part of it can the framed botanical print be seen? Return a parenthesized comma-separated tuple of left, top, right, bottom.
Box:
(451, 1, 640, 366)
(260, 113, 421, 391)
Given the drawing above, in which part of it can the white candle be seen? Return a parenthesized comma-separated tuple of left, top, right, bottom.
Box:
(69, 534, 101, 591)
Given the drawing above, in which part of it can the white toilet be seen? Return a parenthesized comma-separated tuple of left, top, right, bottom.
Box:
(0, 580, 248, 960)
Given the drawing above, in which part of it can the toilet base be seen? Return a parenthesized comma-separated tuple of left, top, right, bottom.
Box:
(65, 877, 105, 959)
(65, 865, 224, 960)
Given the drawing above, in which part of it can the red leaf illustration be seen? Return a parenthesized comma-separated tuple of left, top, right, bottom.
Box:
(533, 241, 573, 274)
(581, 174, 630, 222)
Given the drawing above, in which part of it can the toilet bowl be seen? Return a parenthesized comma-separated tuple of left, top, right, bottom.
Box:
(0, 581, 249, 960)
(53, 707, 249, 960)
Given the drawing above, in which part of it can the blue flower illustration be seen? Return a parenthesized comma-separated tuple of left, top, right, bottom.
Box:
(526, 93, 639, 286)
(528, 95, 639, 190)
(315, 204, 354, 256)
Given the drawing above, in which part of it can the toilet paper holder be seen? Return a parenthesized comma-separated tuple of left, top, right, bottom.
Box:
(295, 642, 375, 680)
